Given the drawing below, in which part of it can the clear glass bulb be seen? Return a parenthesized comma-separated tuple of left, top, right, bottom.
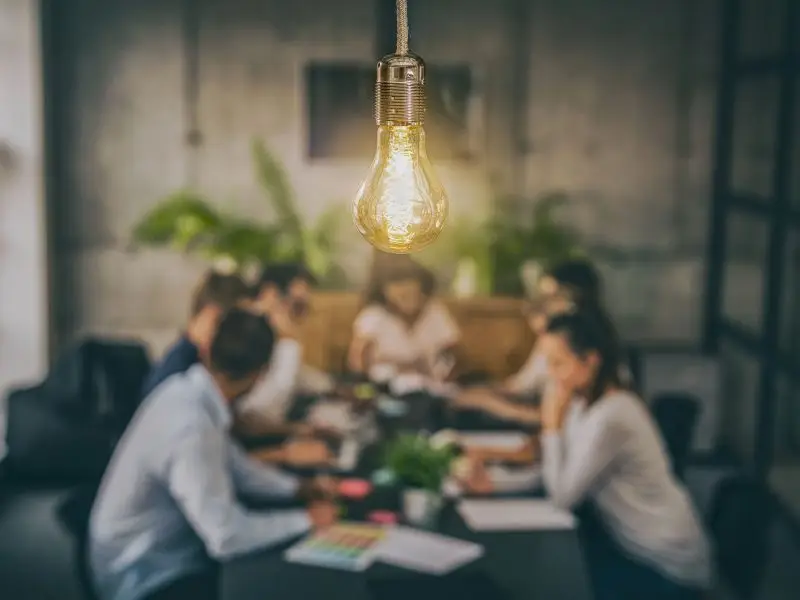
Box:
(353, 124, 448, 254)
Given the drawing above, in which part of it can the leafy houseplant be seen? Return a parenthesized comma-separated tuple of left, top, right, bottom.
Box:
(131, 139, 346, 285)
(384, 433, 458, 491)
(490, 191, 586, 296)
(384, 433, 459, 527)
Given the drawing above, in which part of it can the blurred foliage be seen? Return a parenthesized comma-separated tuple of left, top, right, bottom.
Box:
(384, 434, 458, 492)
(419, 191, 585, 296)
(490, 191, 586, 295)
(131, 139, 347, 285)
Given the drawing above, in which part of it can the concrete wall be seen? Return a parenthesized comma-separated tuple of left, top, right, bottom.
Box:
(0, 0, 50, 456)
(50, 0, 722, 354)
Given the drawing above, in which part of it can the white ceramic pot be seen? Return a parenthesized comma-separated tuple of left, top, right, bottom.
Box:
(452, 257, 478, 298)
(402, 488, 443, 528)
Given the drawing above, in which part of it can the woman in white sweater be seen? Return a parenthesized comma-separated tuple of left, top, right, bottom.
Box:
(539, 311, 711, 600)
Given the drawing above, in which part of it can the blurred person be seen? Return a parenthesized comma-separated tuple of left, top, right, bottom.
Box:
(452, 293, 576, 425)
(536, 258, 603, 306)
(141, 270, 251, 398)
(539, 311, 710, 600)
(347, 255, 461, 381)
(235, 263, 336, 437)
(90, 309, 338, 600)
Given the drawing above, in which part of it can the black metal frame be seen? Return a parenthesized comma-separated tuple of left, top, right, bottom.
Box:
(703, 0, 800, 478)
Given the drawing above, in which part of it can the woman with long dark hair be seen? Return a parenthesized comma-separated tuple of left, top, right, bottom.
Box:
(453, 258, 630, 422)
(539, 311, 711, 600)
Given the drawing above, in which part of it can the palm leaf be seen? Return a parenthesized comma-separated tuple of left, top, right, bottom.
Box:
(252, 139, 303, 239)
(131, 191, 222, 251)
(210, 221, 282, 267)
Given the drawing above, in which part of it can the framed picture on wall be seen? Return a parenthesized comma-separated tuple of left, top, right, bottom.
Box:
(305, 62, 473, 161)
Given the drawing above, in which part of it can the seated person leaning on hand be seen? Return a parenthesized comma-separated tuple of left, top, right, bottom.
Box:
(453, 293, 576, 425)
(539, 311, 710, 600)
(90, 309, 338, 600)
(347, 256, 461, 380)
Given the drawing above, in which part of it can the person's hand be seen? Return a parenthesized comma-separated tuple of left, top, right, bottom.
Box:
(458, 457, 494, 495)
(282, 439, 332, 466)
(297, 475, 339, 501)
(453, 388, 492, 410)
(541, 384, 572, 433)
(268, 301, 298, 340)
(311, 475, 339, 498)
(307, 499, 339, 530)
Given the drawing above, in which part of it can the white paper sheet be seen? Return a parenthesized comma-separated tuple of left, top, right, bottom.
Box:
(458, 499, 576, 531)
(486, 465, 542, 493)
(308, 401, 354, 433)
(377, 526, 484, 575)
(457, 431, 530, 452)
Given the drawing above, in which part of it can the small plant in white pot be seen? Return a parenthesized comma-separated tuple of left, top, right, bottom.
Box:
(384, 433, 459, 528)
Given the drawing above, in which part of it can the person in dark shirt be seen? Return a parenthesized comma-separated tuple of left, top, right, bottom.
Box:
(141, 270, 252, 398)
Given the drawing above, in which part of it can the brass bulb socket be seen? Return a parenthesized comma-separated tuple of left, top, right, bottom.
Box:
(374, 53, 426, 126)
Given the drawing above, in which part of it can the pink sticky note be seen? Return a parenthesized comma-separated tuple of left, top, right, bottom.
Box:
(368, 510, 398, 525)
(338, 478, 372, 499)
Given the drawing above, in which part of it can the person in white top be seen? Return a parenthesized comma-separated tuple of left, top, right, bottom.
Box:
(539, 311, 711, 600)
(454, 259, 634, 425)
(452, 293, 575, 423)
(347, 256, 461, 381)
(234, 264, 334, 464)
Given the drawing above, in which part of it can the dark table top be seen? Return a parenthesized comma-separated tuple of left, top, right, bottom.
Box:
(225, 391, 592, 600)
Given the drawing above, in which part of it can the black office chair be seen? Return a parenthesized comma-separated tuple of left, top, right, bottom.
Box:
(56, 483, 101, 600)
(707, 475, 773, 600)
(650, 392, 701, 480)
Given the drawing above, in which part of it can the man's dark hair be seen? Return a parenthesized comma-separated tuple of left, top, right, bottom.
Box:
(190, 270, 252, 317)
(546, 259, 603, 306)
(257, 263, 316, 295)
(209, 308, 276, 381)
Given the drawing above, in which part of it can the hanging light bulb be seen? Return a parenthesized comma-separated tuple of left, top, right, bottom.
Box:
(353, 0, 448, 254)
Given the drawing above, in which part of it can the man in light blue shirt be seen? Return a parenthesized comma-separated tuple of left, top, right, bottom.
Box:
(89, 309, 338, 600)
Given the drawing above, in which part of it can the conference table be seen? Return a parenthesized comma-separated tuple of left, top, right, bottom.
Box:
(224, 390, 594, 600)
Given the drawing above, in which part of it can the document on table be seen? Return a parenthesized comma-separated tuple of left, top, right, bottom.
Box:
(377, 527, 484, 575)
(308, 401, 353, 433)
(458, 499, 576, 531)
(457, 431, 530, 452)
(486, 465, 542, 493)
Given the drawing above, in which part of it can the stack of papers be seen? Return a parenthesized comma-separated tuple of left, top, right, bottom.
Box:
(457, 431, 530, 452)
(458, 499, 576, 531)
(377, 527, 484, 575)
(308, 401, 354, 433)
(284, 525, 485, 575)
(486, 465, 542, 493)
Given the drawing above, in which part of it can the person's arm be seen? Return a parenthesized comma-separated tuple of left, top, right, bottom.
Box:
(484, 399, 541, 425)
(228, 441, 300, 500)
(348, 306, 382, 373)
(237, 339, 303, 424)
(166, 426, 310, 560)
(503, 349, 548, 396)
(540, 409, 626, 510)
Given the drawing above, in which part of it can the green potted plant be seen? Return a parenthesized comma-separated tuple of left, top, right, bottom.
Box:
(416, 216, 493, 297)
(130, 139, 346, 285)
(490, 191, 586, 296)
(384, 433, 459, 527)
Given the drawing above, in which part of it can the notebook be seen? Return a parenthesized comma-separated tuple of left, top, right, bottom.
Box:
(376, 527, 484, 575)
(284, 523, 387, 571)
(458, 499, 576, 531)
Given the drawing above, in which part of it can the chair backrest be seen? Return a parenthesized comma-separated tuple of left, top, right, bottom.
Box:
(707, 476, 773, 600)
(56, 484, 101, 600)
(650, 392, 701, 479)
